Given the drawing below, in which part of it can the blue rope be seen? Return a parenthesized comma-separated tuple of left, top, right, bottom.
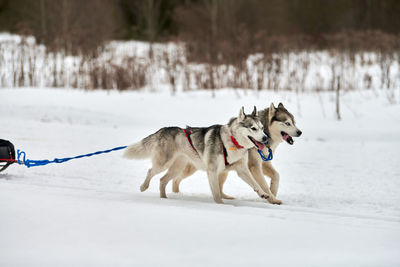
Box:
(16, 146, 127, 168)
(14, 144, 269, 168)
(257, 148, 273, 162)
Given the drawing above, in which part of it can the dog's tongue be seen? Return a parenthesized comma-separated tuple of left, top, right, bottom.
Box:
(254, 140, 265, 150)
(249, 136, 265, 150)
(282, 133, 294, 145)
(282, 134, 289, 141)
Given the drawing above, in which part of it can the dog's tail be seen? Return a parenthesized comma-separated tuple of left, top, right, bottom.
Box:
(123, 135, 156, 159)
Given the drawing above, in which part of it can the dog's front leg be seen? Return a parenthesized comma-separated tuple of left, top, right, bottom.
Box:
(218, 172, 235, 199)
(248, 149, 272, 193)
(235, 165, 271, 202)
(250, 162, 282, 204)
(262, 162, 280, 197)
(207, 168, 224, 204)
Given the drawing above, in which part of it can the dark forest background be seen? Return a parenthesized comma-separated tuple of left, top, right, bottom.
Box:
(1, 0, 400, 59)
(1, 0, 400, 107)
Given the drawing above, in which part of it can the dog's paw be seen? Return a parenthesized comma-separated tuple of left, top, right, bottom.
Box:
(172, 188, 180, 193)
(268, 197, 282, 205)
(172, 182, 180, 193)
(140, 184, 149, 192)
(258, 192, 282, 205)
(221, 193, 235, 200)
(214, 198, 225, 204)
(255, 189, 270, 201)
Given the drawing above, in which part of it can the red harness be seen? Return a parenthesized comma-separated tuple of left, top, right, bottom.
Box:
(183, 128, 243, 166)
(183, 128, 198, 154)
(230, 136, 244, 149)
(223, 136, 243, 166)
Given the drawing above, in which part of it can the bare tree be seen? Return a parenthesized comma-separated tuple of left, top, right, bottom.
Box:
(336, 75, 341, 120)
(141, 0, 163, 58)
(39, 0, 47, 44)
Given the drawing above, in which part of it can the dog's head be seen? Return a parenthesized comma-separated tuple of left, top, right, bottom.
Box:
(267, 103, 302, 145)
(230, 106, 269, 150)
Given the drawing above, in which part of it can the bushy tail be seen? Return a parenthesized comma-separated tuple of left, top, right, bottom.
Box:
(123, 135, 155, 159)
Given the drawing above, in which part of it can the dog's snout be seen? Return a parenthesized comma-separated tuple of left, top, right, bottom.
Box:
(297, 130, 302, 136)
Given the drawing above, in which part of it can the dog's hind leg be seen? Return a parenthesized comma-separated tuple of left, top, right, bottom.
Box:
(262, 162, 280, 197)
(159, 157, 188, 198)
(172, 163, 197, 193)
(218, 172, 235, 200)
(140, 153, 174, 192)
(140, 168, 159, 192)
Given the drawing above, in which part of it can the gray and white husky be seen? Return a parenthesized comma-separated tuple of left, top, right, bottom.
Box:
(172, 102, 302, 204)
(123, 107, 271, 204)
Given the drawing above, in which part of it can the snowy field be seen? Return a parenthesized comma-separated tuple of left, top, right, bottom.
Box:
(1, 88, 400, 266)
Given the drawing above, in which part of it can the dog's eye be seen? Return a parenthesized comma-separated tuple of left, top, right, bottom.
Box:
(285, 122, 291, 126)
(251, 127, 257, 131)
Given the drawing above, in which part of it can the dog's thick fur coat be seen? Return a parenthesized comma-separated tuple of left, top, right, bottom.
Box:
(124, 107, 271, 204)
(171, 103, 302, 204)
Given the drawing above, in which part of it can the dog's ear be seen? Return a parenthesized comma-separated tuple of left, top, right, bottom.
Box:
(238, 106, 246, 121)
(278, 102, 284, 108)
(268, 103, 276, 123)
(251, 106, 257, 116)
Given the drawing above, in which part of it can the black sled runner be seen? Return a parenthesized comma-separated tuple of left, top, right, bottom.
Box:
(0, 139, 16, 172)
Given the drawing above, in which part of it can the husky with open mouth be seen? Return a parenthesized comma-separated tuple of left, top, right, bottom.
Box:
(123, 107, 271, 204)
(172, 102, 302, 204)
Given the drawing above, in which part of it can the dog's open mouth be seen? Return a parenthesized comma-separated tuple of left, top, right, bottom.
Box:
(281, 132, 294, 145)
(248, 136, 265, 150)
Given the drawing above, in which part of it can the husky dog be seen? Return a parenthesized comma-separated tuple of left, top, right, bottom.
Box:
(123, 107, 271, 204)
(172, 103, 302, 204)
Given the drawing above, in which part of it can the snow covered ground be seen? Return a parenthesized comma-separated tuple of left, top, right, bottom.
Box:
(1, 88, 400, 266)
